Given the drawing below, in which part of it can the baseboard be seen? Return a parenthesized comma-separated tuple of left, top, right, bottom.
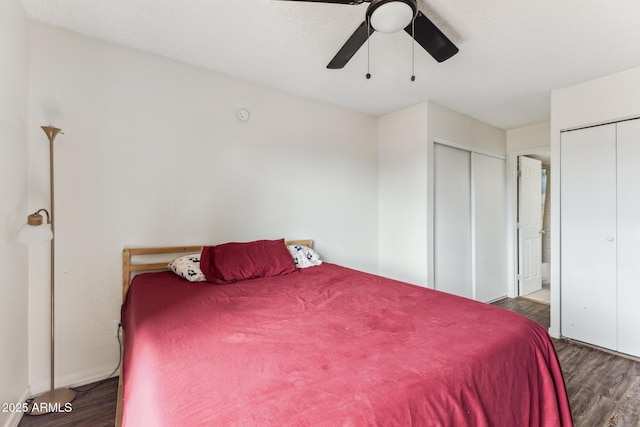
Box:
(29, 365, 120, 397)
(2, 388, 30, 427)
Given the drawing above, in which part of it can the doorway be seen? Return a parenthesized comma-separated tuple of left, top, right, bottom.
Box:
(516, 150, 551, 304)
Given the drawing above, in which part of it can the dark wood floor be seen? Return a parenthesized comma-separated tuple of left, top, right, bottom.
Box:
(18, 379, 118, 427)
(18, 298, 640, 426)
(494, 298, 640, 427)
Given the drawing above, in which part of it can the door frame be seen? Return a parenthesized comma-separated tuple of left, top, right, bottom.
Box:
(506, 146, 550, 299)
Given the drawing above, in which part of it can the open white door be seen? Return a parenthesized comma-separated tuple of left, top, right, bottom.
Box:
(518, 156, 542, 295)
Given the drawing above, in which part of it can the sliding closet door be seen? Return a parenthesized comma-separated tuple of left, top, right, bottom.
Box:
(561, 124, 617, 350)
(473, 153, 507, 302)
(434, 143, 472, 298)
(616, 119, 640, 356)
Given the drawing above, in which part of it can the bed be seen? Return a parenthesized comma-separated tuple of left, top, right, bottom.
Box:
(117, 239, 572, 426)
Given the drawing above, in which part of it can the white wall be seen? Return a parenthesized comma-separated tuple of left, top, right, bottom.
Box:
(27, 22, 379, 391)
(0, 1, 30, 426)
(378, 101, 505, 287)
(378, 103, 429, 285)
(506, 122, 550, 153)
(550, 65, 640, 337)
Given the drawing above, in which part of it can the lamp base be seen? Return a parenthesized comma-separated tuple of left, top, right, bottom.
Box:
(28, 388, 76, 415)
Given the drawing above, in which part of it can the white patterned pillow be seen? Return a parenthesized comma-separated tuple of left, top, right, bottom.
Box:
(167, 254, 206, 282)
(287, 245, 322, 268)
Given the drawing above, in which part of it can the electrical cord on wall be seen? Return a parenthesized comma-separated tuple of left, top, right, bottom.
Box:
(71, 323, 123, 393)
(23, 323, 123, 416)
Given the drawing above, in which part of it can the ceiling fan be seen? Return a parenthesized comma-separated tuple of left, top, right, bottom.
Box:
(282, 0, 459, 69)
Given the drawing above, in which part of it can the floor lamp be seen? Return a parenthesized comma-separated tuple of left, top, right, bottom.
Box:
(18, 126, 76, 414)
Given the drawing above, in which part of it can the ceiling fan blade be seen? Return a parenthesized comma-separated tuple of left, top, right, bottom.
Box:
(277, 0, 365, 4)
(406, 11, 458, 62)
(327, 21, 374, 69)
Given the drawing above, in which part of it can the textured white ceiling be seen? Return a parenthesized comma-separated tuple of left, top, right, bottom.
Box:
(20, 0, 640, 129)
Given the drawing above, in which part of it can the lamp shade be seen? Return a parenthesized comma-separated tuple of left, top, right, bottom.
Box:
(17, 221, 53, 244)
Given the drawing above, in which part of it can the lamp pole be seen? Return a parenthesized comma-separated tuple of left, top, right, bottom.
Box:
(41, 126, 59, 404)
(28, 126, 76, 414)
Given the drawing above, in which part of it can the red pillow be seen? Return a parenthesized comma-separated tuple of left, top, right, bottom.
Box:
(200, 239, 297, 284)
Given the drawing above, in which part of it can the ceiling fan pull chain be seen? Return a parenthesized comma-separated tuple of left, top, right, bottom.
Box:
(411, 18, 416, 81)
(366, 17, 371, 79)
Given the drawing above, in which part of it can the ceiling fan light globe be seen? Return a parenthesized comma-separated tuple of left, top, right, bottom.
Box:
(370, 1, 414, 33)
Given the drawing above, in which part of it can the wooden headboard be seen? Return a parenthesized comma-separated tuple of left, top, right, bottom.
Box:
(122, 240, 314, 299)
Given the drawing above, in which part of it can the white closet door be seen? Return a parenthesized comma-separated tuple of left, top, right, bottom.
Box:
(434, 143, 472, 298)
(616, 119, 640, 356)
(561, 124, 617, 350)
(473, 153, 507, 302)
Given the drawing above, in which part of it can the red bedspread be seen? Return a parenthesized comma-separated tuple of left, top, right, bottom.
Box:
(121, 264, 572, 426)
